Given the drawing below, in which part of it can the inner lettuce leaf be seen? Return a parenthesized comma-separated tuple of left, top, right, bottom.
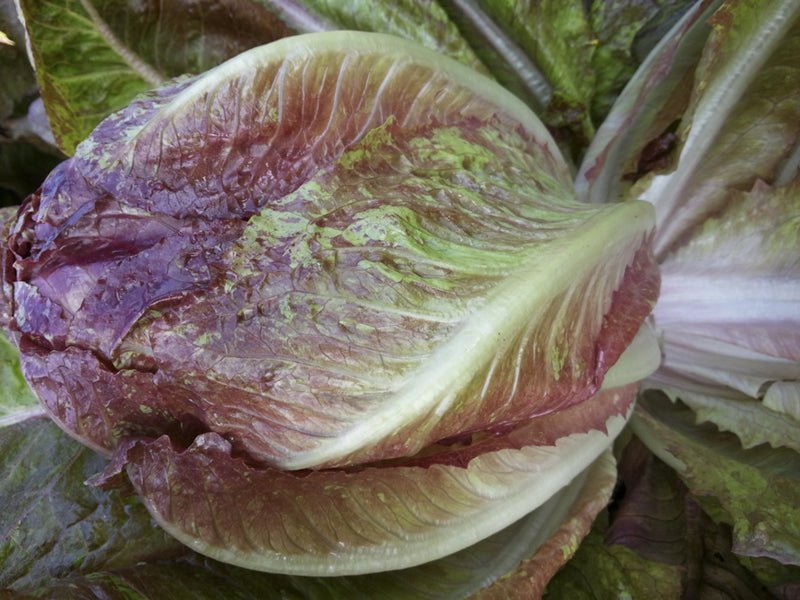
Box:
(635, 0, 800, 259)
(650, 178, 800, 451)
(6, 32, 659, 472)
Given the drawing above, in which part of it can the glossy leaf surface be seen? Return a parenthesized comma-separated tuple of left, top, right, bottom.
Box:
(109, 385, 636, 575)
(7, 33, 658, 472)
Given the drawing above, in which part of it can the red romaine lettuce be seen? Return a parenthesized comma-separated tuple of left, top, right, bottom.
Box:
(2, 32, 658, 575)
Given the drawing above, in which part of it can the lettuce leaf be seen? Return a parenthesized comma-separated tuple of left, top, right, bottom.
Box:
(546, 436, 793, 598)
(16, 0, 299, 154)
(5, 447, 617, 597)
(98, 385, 637, 575)
(632, 393, 800, 566)
(8, 33, 658, 472)
(0, 330, 39, 425)
(2, 30, 661, 577)
(0, 417, 184, 591)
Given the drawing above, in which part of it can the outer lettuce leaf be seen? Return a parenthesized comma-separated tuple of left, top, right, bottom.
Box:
(588, 0, 695, 122)
(544, 528, 684, 599)
(463, 0, 597, 152)
(545, 440, 684, 598)
(7, 33, 658, 471)
(0, 417, 184, 591)
(737, 556, 800, 599)
(0, 329, 39, 424)
(607, 438, 690, 568)
(546, 438, 786, 598)
(16, 0, 298, 154)
(439, 1, 697, 159)
(764, 381, 800, 422)
(632, 393, 800, 566)
(102, 384, 638, 575)
(298, 0, 487, 74)
(8, 452, 616, 599)
(249, 0, 335, 33)
(657, 386, 800, 453)
(608, 438, 792, 597)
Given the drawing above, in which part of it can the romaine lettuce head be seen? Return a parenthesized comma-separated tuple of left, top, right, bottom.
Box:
(2, 32, 659, 574)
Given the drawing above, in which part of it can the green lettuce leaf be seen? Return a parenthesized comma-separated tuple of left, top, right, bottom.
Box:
(0, 329, 38, 424)
(299, 0, 487, 73)
(632, 393, 800, 566)
(588, 0, 695, 121)
(457, 0, 597, 154)
(0, 418, 184, 591)
(544, 528, 685, 598)
(545, 435, 798, 598)
(656, 386, 800, 454)
(16, 0, 299, 154)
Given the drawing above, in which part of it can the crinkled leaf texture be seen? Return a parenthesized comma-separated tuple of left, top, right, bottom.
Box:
(0, 330, 622, 596)
(7, 32, 658, 467)
(632, 393, 800, 567)
(102, 383, 638, 575)
(0, 417, 184, 591)
(16, 0, 300, 154)
(7, 448, 618, 598)
(0, 332, 618, 596)
(4, 32, 659, 574)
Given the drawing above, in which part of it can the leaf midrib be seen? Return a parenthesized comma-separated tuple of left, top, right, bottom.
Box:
(278, 200, 654, 470)
(76, 0, 165, 86)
